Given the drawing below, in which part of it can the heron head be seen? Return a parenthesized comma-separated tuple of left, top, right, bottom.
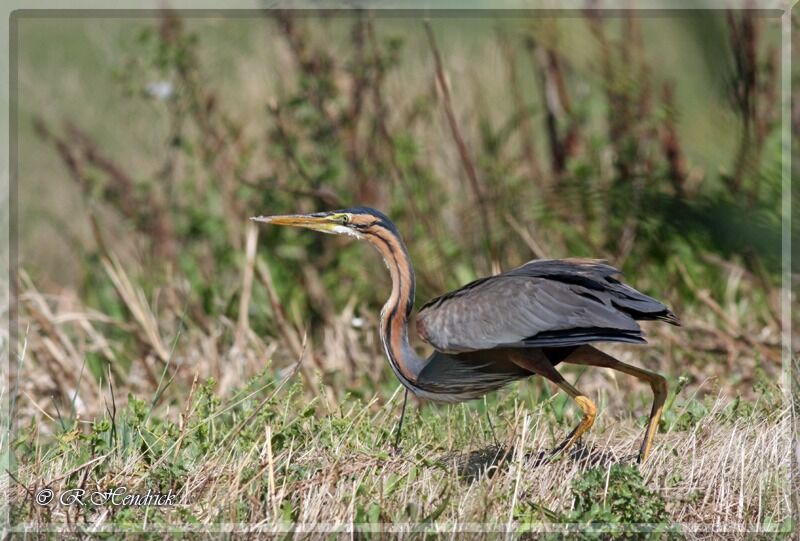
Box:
(251, 207, 396, 241)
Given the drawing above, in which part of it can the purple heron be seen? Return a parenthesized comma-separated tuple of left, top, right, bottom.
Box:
(253, 207, 679, 463)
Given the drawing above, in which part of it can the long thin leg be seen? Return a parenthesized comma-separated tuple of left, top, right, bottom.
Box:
(507, 350, 597, 458)
(562, 345, 668, 463)
(392, 389, 409, 452)
(545, 375, 598, 457)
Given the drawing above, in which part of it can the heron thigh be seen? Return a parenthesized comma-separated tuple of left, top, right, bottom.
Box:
(559, 345, 668, 463)
(506, 348, 563, 379)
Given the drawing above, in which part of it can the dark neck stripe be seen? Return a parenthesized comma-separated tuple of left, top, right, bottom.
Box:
(372, 229, 403, 320)
(369, 225, 419, 383)
(372, 226, 415, 317)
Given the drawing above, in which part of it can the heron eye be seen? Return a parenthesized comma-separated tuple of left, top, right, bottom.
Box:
(342, 214, 351, 224)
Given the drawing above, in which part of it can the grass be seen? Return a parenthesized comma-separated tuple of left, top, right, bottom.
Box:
(7, 255, 794, 536)
(7, 357, 793, 536)
(8, 9, 796, 538)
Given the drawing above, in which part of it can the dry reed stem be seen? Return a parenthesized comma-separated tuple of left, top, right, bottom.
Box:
(255, 258, 334, 406)
(675, 260, 781, 365)
(503, 212, 550, 260)
(496, 28, 544, 188)
(101, 254, 169, 364)
(424, 21, 496, 266)
(235, 222, 258, 351)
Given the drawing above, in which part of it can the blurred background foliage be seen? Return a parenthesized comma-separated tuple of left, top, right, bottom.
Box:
(15, 10, 791, 420)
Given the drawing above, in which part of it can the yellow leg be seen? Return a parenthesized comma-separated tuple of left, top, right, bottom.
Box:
(562, 346, 668, 463)
(548, 378, 597, 457)
(507, 349, 597, 458)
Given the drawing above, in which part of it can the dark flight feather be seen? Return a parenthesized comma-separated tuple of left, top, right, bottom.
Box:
(417, 258, 678, 353)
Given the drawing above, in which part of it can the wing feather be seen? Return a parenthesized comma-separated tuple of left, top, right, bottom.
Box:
(416, 259, 677, 353)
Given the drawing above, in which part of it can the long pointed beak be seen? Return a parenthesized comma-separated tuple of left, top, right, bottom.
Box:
(250, 213, 338, 233)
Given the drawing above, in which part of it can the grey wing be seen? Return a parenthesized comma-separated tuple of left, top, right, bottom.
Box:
(413, 349, 533, 403)
(416, 259, 678, 353)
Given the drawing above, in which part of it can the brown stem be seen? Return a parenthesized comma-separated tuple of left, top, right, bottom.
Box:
(660, 83, 687, 198)
(34, 119, 177, 263)
(362, 17, 451, 291)
(496, 28, 543, 188)
(424, 21, 496, 265)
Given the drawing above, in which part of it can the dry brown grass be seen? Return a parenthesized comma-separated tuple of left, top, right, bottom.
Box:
(8, 251, 793, 536)
(7, 379, 792, 537)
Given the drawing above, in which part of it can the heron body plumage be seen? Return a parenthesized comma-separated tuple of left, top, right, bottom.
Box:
(416, 258, 678, 354)
(253, 207, 679, 461)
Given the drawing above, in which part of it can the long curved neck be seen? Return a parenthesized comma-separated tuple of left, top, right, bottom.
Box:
(367, 226, 427, 386)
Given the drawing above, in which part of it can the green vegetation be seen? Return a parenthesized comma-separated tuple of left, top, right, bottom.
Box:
(9, 9, 794, 536)
(8, 368, 793, 536)
(515, 463, 675, 540)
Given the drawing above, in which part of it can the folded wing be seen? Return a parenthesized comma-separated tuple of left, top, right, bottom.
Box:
(416, 259, 678, 353)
